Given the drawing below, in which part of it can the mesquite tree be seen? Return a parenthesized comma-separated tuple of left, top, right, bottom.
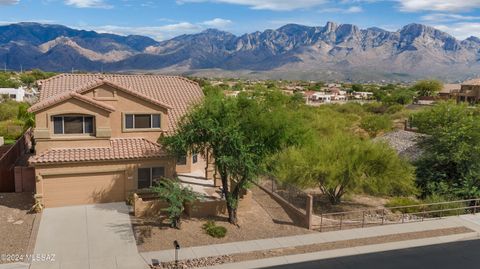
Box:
(161, 88, 305, 224)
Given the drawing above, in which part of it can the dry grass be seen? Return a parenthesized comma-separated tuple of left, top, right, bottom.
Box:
(132, 186, 313, 252)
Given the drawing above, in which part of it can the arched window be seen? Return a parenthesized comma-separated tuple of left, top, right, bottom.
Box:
(52, 115, 95, 135)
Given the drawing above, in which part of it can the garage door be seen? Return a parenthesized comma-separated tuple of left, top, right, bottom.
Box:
(42, 171, 126, 208)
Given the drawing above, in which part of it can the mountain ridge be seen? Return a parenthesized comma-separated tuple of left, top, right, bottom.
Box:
(1, 21, 479, 81)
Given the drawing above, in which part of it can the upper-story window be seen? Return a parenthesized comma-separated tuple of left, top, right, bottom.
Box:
(125, 114, 161, 129)
(53, 115, 94, 135)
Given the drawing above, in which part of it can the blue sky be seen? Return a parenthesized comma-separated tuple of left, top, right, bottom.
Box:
(2, 0, 480, 40)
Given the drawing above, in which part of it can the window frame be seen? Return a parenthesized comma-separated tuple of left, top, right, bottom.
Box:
(124, 113, 161, 130)
(52, 115, 95, 135)
(137, 166, 165, 189)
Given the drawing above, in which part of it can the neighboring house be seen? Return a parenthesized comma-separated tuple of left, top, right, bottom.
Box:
(458, 79, 480, 104)
(353, 91, 374, 100)
(439, 84, 461, 100)
(28, 74, 206, 208)
(0, 87, 31, 102)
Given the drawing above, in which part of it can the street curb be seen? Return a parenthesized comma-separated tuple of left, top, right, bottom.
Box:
(204, 232, 480, 269)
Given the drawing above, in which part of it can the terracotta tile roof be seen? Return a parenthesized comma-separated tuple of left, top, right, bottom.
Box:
(33, 73, 203, 132)
(440, 84, 461, 94)
(462, 79, 480, 86)
(29, 91, 116, 113)
(29, 138, 168, 165)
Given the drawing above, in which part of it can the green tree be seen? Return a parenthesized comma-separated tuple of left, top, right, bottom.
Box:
(273, 135, 416, 204)
(151, 179, 197, 229)
(351, 84, 364, 92)
(161, 89, 306, 224)
(413, 102, 480, 198)
(19, 74, 36, 88)
(413, 80, 443, 97)
(17, 103, 35, 130)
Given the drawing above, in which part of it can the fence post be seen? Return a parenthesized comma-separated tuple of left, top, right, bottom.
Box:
(402, 212, 405, 224)
(306, 194, 313, 230)
(474, 200, 478, 215)
(320, 213, 323, 232)
(381, 209, 385, 225)
(362, 211, 365, 228)
(339, 214, 343, 230)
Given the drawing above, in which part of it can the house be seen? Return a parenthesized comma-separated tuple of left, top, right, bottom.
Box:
(457, 79, 480, 103)
(0, 87, 31, 102)
(27, 74, 206, 208)
(311, 92, 332, 103)
(439, 84, 461, 100)
(353, 91, 374, 100)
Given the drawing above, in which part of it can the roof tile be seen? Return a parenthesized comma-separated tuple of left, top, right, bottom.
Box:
(29, 137, 168, 165)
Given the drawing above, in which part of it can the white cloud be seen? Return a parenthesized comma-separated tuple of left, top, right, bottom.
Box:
(202, 18, 232, 28)
(320, 5, 363, 13)
(64, 0, 113, 9)
(0, 0, 19, 4)
(397, 0, 480, 12)
(85, 18, 232, 40)
(434, 23, 480, 39)
(421, 13, 480, 23)
(176, 0, 328, 11)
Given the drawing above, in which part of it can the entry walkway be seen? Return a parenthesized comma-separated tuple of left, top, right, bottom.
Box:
(140, 215, 480, 266)
(30, 203, 148, 269)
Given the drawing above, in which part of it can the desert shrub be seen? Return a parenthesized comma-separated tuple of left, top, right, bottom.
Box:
(364, 102, 388, 114)
(0, 120, 24, 140)
(360, 114, 393, 137)
(151, 179, 198, 229)
(385, 197, 420, 213)
(385, 104, 404, 114)
(0, 100, 21, 121)
(422, 194, 467, 217)
(202, 220, 227, 238)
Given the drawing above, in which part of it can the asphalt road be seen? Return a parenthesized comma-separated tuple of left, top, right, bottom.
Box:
(267, 239, 480, 269)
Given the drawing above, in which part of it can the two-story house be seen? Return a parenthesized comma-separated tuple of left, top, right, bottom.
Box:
(28, 74, 206, 208)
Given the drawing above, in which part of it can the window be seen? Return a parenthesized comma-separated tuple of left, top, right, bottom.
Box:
(192, 153, 198, 164)
(52, 115, 95, 135)
(125, 114, 161, 129)
(137, 167, 165, 189)
(177, 155, 187, 165)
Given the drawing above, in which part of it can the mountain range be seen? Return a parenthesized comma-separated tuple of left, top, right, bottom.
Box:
(2, 22, 480, 81)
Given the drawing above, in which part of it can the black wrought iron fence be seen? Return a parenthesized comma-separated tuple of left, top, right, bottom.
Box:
(313, 198, 479, 232)
(260, 177, 309, 212)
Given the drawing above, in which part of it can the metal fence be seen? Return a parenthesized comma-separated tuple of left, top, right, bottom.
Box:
(260, 177, 309, 213)
(313, 198, 480, 232)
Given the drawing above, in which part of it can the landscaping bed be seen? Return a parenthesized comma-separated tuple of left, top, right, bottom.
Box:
(132, 186, 312, 252)
(0, 193, 38, 264)
(156, 226, 473, 268)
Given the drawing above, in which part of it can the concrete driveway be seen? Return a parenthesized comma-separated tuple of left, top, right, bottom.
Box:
(30, 203, 148, 269)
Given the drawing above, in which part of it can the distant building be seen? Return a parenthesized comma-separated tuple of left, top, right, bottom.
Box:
(458, 79, 480, 103)
(353, 91, 373, 100)
(439, 84, 461, 100)
(0, 87, 31, 102)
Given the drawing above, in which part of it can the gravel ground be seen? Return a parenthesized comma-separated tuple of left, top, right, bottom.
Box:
(0, 193, 37, 264)
(374, 130, 425, 161)
(132, 186, 312, 252)
(156, 226, 472, 268)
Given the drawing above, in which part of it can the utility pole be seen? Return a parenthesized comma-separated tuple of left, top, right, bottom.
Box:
(20, 64, 23, 73)
(3, 63, 6, 72)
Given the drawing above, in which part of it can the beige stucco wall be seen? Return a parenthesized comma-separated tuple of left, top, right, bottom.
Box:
(34, 157, 176, 206)
(34, 84, 169, 153)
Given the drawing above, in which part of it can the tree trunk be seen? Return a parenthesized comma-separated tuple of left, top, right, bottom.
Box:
(227, 205, 238, 225)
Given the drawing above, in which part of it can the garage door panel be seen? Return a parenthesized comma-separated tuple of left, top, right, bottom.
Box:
(43, 172, 125, 208)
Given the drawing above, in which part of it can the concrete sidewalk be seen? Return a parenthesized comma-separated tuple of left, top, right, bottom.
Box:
(140, 215, 480, 266)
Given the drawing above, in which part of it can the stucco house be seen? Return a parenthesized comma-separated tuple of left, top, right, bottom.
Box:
(27, 74, 207, 208)
(458, 79, 480, 104)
